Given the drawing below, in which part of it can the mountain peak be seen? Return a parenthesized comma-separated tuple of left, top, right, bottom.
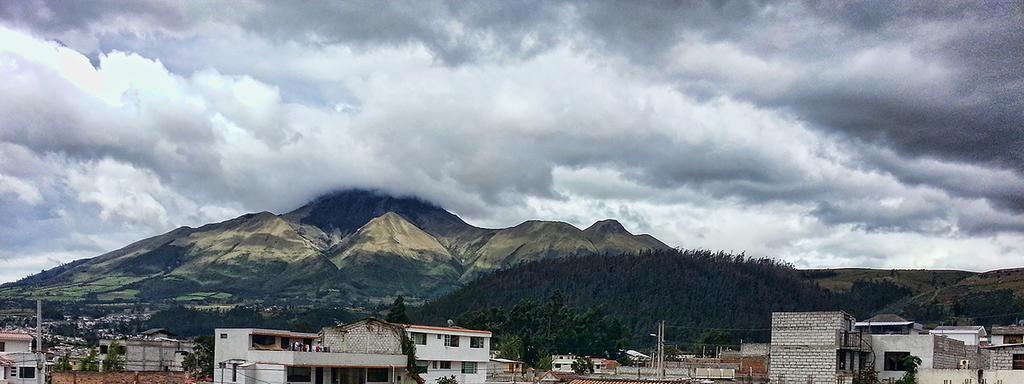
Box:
(285, 189, 470, 237)
(584, 219, 629, 235)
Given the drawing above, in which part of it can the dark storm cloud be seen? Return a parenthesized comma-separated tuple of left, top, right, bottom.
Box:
(2, 0, 1024, 278)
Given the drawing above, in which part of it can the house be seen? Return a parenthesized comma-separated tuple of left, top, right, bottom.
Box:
(550, 355, 578, 373)
(535, 371, 581, 384)
(991, 325, 1024, 345)
(854, 314, 924, 335)
(0, 332, 43, 384)
(929, 326, 987, 346)
(768, 311, 870, 384)
(405, 324, 491, 384)
(214, 319, 412, 384)
(982, 343, 1024, 370)
(98, 336, 194, 371)
(868, 333, 969, 382)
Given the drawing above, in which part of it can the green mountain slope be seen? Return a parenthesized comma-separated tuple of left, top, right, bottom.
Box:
(1, 190, 669, 304)
(418, 256, 1024, 342)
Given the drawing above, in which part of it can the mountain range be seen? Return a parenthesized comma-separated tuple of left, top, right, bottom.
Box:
(0, 190, 669, 303)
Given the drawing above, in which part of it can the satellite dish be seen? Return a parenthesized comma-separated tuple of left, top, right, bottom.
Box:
(448, 319, 455, 327)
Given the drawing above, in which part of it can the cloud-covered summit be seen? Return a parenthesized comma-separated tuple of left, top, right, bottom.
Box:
(1, 1, 1022, 282)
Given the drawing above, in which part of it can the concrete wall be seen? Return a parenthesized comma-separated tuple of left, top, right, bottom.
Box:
(51, 371, 190, 384)
(932, 336, 966, 369)
(0, 339, 31, 353)
(869, 334, 967, 382)
(768, 311, 852, 384)
(913, 369, 1024, 384)
(99, 339, 194, 371)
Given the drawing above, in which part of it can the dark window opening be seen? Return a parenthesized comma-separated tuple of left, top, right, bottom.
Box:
(1013, 354, 1024, 370)
(366, 368, 389, 382)
(884, 352, 911, 371)
(470, 337, 484, 348)
(287, 366, 312, 382)
(19, 367, 36, 379)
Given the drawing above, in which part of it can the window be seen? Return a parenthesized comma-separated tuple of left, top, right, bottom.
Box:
(415, 360, 429, 373)
(884, 352, 911, 371)
(470, 337, 484, 348)
(0, 342, 5, 351)
(220, 333, 228, 339)
(18, 367, 35, 379)
(99, 345, 109, 354)
(287, 367, 312, 382)
(251, 334, 277, 349)
(1013, 354, 1024, 370)
(411, 332, 427, 345)
(837, 350, 847, 370)
(281, 337, 291, 349)
(439, 361, 451, 370)
(444, 335, 460, 347)
(1007, 335, 1024, 344)
(462, 362, 478, 374)
(367, 368, 389, 382)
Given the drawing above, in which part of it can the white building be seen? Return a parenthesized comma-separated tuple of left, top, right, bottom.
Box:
(0, 332, 43, 384)
(214, 320, 411, 384)
(868, 333, 967, 382)
(929, 326, 987, 346)
(991, 325, 1024, 345)
(405, 325, 491, 384)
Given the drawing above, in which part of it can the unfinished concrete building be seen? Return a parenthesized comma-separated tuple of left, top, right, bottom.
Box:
(768, 311, 870, 384)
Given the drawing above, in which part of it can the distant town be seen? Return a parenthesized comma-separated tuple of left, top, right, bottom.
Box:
(4, 300, 1024, 384)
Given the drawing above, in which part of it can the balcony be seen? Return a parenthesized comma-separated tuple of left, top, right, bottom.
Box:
(246, 349, 408, 367)
(838, 331, 870, 351)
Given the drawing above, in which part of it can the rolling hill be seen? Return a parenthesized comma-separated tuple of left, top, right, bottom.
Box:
(0, 189, 669, 304)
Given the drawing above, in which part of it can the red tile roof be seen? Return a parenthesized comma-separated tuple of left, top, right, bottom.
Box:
(0, 332, 34, 341)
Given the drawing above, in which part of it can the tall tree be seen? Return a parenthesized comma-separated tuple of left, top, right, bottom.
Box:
(386, 296, 411, 324)
(79, 348, 100, 372)
(102, 341, 126, 372)
(183, 336, 215, 379)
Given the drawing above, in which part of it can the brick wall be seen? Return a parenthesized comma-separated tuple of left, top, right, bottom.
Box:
(989, 345, 1024, 370)
(321, 319, 403, 355)
(931, 336, 966, 369)
(51, 371, 190, 384)
(768, 312, 853, 384)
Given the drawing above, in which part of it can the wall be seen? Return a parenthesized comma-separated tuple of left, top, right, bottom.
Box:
(322, 322, 403, 355)
(768, 311, 849, 384)
(915, 369, 1024, 384)
(931, 336, 966, 369)
(51, 371, 190, 384)
(989, 345, 1024, 370)
(0, 339, 32, 353)
(870, 334, 936, 382)
(100, 339, 194, 371)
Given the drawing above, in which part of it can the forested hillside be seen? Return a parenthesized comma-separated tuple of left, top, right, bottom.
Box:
(413, 249, 912, 350)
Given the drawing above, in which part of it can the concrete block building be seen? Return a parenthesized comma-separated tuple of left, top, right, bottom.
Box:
(869, 333, 968, 382)
(768, 311, 869, 384)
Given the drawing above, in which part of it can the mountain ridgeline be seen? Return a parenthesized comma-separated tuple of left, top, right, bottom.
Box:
(0, 190, 668, 304)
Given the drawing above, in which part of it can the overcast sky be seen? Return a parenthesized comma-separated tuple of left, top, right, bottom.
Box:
(1, 1, 1023, 283)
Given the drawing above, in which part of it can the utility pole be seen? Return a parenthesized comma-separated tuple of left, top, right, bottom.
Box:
(657, 320, 665, 380)
(36, 300, 44, 384)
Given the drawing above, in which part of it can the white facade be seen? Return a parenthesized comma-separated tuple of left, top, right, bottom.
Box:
(549, 355, 576, 373)
(869, 334, 966, 382)
(405, 325, 491, 384)
(929, 326, 986, 346)
(0, 333, 42, 384)
(214, 326, 410, 384)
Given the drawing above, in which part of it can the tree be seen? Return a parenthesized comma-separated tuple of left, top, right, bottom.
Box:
(536, 356, 553, 370)
(895, 355, 922, 384)
(54, 353, 73, 372)
(693, 330, 733, 357)
(102, 341, 126, 372)
(663, 345, 683, 361)
(495, 335, 524, 360)
(183, 336, 214, 379)
(79, 348, 100, 372)
(386, 296, 411, 324)
(571, 356, 593, 374)
(852, 367, 879, 384)
(436, 375, 458, 384)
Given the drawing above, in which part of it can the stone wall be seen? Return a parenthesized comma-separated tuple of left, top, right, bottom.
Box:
(51, 371, 190, 384)
(768, 311, 853, 384)
(321, 319, 403, 355)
